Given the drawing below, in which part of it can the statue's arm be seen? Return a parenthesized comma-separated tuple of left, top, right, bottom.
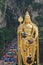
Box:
(33, 25, 39, 40)
(17, 25, 22, 48)
(17, 27, 20, 48)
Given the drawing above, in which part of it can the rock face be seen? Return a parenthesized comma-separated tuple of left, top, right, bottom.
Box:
(0, 10, 6, 28)
(32, 11, 38, 20)
(34, 0, 43, 3)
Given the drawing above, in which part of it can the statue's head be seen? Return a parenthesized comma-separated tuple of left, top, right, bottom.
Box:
(24, 11, 31, 24)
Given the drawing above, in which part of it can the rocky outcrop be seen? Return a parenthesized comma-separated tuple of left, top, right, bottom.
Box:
(33, 0, 43, 3)
(0, 10, 6, 28)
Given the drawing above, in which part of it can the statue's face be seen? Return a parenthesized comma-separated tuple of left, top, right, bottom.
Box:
(24, 16, 31, 24)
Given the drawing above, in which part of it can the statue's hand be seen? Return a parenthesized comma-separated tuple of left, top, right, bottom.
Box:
(21, 32, 26, 38)
(32, 38, 36, 41)
(28, 39, 33, 44)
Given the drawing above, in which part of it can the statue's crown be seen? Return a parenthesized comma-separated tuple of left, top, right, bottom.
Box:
(25, 11, 30, 19)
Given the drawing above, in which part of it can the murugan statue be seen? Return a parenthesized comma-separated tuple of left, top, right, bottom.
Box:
(17, 11, 39, 65)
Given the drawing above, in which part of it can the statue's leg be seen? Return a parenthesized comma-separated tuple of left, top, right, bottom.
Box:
(37, 38, 40, 65)
(37, 50, 40, 65)
(37, 43, 40, 65)
(18, 49, 21, 65)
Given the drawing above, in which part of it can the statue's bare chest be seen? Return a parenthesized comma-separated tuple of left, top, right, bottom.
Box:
(22, 24, 33, 34)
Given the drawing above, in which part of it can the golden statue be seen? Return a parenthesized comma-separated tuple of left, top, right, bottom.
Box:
(17, 11, 39, 65)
